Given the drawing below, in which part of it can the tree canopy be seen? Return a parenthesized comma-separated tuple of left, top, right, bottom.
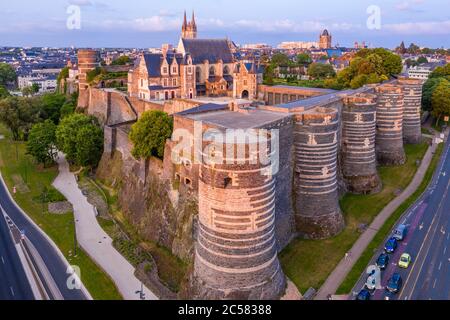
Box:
(27, 120, 58, 166)
(307, 63, 336, 79)
(0, 63, 16, 87)
(129, 110, 173, 160)
(0, 96, 40, 140)
(431, 79, 450, 124)
(111, 56, 132, 66)
(56, 113, 103, 166)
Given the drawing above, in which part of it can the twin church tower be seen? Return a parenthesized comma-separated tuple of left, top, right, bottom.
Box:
(181, 11, 198, 39)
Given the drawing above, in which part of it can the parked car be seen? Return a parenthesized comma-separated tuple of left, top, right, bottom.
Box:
(386, 273, 403, 293)
(356, 289, 371, 301)
(399, 253, 412, 269)
(384, 237, 398, 253)
(365, 272, 377, 291)
(393, 224, 408, 241)
(376, 253, 390, 270)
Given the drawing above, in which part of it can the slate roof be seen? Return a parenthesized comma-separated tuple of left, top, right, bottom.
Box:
(176, 103, 228, 116)
(180, 39, 234, 64)
(142, 53, 184, 77)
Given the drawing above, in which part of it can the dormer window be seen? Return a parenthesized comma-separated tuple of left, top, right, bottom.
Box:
(187, 67, 193, 75)
(162, 67, 168, 75)
(172, 66, 177, 74)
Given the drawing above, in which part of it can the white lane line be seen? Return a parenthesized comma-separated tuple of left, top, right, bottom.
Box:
(445, 246, 447, 255)
(433, 278, 437, 289)
(10, 286, 14, 296)
(438, 262, 442, 270)
(1, 256, 4, 264)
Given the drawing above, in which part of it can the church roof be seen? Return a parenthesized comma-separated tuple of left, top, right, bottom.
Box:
(180, 39, 234, 64)
(321, 29, 330, 36)
(142, 53, 184, 77)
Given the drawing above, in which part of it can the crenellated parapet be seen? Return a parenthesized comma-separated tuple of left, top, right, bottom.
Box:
(293, 106, 345, 239)
(342, 93, 381, 194)
(375, 84, 406, 166)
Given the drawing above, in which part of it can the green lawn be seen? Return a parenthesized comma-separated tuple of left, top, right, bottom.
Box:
(337, 142, 444, 294)
(0, 124, 122, 300)
(279, 142, 429, 294)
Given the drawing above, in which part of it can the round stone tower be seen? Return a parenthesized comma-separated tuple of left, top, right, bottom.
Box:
(375, 84, 406, 166)
(342, 93, 381, 194)
(77, 49, 99, 108)
(294, 107, 345, 239)
(193, 130, 286, 300)
(397, 78, 423, 144)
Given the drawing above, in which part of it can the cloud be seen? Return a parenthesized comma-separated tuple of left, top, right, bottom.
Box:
(68, 0, 93, 6)
(395, 0, 425, 12)
(384, 20, 450, 35)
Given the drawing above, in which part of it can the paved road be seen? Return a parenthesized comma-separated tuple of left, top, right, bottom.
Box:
(352, 136, 450, 300)
(0, 175, 89, 300)
(0, 211, 34, 300)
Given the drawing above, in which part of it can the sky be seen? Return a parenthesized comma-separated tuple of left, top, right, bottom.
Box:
(0, 0, 449, 49)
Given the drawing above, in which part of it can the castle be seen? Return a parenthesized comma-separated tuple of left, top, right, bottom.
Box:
(75, 14, 424, 300)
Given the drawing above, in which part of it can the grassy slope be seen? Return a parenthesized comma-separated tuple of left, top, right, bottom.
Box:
(279, 142, 429, 294)
(0, 124, 122, 300)
(337, 142, 444, 294)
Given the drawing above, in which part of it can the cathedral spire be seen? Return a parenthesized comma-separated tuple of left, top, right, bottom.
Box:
(192, 11, 196, 29)
(183, 10, 187, 29)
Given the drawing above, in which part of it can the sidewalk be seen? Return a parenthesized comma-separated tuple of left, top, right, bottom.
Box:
(315, 139, 438, 300)
(52, 153, 158, 300)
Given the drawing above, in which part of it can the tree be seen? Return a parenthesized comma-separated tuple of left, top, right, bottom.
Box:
(129, 110, 173, 160)
(270, 53, 291, 67)
(0, 63, 16, 87)
(39, 93, 67, 124)
(21, 83, 40, 97)
(111, 56, 131, 65)
(430, 64, 450, 78)
(296, 53, 312, 67)
(431, 80, 450, 125)
(27, 120, 57, 166)
(0, 85, 10, 99)
(422, 77, 445, 111)
(56, 113, 101, 164)
(74, 124, 104, 167)
(307, 63, 336, 79)
(0, 96, 40, 140)
(417, 56, 428, 65)
(263, 64, 275, 85)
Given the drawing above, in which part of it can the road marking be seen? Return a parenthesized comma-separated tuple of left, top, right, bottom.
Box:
(10, 286, 14, 297)
(433, 278, 437, 289)
(399, 179, 450, 299)
(1, 256, 4, 264)
(444, 246, 447, 255)
(438, 262, 442, 270)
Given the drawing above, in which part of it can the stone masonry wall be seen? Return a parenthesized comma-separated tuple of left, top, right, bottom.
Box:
(397, 78, 423, 144)
(341, 94, 381, 194)
(375, 84, 406, 166)
(293, 107, 345, 239)
(192, 132, 286, 300)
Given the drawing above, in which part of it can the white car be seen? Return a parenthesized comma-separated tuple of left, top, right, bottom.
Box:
(365, 275, 377, 291)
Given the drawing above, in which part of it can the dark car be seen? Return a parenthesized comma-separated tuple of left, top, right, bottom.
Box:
(384, 237, 398, 253)
(386, 273, 403, 293)
(356, 289, 371, 301)
(376, 253, 390, 269)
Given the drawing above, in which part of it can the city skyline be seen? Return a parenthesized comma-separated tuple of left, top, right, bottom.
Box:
(1, 0, 449, 48)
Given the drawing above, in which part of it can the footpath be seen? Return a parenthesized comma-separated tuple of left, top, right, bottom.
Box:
(53, 153, 158, 300)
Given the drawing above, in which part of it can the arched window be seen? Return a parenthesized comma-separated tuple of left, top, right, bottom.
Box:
(209, 66, 215, 77)
(223, 65, 230, 75)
